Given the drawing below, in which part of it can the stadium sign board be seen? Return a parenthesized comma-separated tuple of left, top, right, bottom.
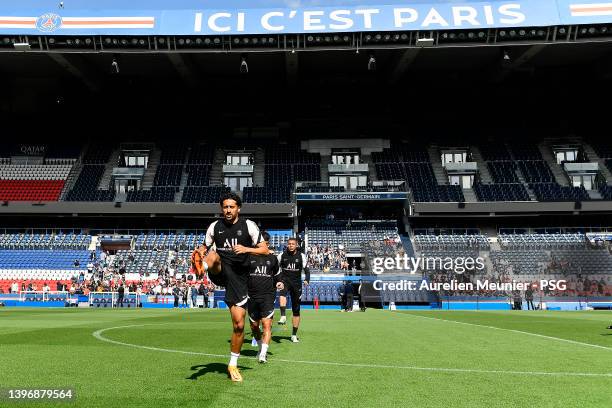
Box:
(295, 192, 407, 201)
(0, 1, 611, 35)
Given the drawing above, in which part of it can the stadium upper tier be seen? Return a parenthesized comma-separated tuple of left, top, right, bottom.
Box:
(0, 233, 91, 250)
(305, 219, 399, 249)
(0, 138, 611, 204)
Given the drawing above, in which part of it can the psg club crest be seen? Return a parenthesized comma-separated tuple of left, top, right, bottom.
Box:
(236, 230, 242, 236)
(36, 13, 62, 32)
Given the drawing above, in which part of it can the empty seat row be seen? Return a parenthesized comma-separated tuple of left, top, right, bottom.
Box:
(530, 183, 590, 202)
(0, 164, 72, 180)
(126, 187, 177, 202)
(181, 186, 230, 203)
(186, 165, 212, 186)
(474, 183, 530, 201)
(154, 165, 183, 186)
(243, 186, 291, 203)
(0, 180, 65, 201)
(65, 165, 115, 202)
(487, 161, 519, 183)
(0, 233, 91, 249)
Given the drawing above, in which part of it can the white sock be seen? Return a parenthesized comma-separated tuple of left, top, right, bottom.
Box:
(229, 352, 239, 366)
(260, 343, 269, 356)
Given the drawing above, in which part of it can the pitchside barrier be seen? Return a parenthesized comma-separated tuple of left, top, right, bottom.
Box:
(0, 291, 81, 307)
(89, 292, 140, 308)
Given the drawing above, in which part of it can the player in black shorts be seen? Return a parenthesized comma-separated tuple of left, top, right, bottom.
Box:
(277, 237, 310, 343)
(245, 231, 284, 363)
(195, 192, 268, 382)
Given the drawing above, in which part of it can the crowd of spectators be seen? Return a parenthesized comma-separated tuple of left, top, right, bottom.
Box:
(305, 245, 350, 271)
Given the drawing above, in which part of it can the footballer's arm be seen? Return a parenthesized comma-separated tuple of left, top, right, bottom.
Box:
(232, 241, 269, 255)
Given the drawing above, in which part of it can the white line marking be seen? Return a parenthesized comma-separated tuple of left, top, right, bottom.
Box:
(92, 324, 612, 378)
(397, 312, 612, 352)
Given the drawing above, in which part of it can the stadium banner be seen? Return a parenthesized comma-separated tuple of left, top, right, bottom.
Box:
(295, 192, 407, 200)
(1, 1, 612, 36)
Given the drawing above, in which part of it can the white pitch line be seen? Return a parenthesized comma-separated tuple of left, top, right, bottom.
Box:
(397, 312, 612, 352)
(92, 324, 612, 378)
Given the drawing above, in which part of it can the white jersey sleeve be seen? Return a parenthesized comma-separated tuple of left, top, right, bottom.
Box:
(246, 219, 263, 246)
(205, 221, 218, 248)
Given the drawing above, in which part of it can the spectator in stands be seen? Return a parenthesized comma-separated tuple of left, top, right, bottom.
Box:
(74, 259, 80, 267)
(10, 281, 18, 294)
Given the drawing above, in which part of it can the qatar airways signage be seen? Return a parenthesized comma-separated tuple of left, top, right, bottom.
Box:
(0, 1, 610, 35)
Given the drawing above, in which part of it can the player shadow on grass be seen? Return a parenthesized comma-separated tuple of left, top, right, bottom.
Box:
(271, 335, 292, 344)
(187, 363, 252, 380)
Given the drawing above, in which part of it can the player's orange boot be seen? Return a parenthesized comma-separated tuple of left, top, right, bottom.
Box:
(227, 365, 243, 382)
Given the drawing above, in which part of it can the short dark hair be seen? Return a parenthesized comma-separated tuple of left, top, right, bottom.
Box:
(261, 231, 270, 242)
(288, 237, 298, 243)
(219, 191, 242, 207)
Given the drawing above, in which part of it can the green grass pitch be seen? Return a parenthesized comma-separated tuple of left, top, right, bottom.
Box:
(0, 308, 611, 408)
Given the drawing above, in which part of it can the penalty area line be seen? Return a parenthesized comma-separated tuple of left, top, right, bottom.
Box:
(396, 312, 612, 352)
(92, 324, 612, 378)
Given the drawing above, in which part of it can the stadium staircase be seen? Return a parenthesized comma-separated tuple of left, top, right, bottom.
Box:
(59, 162, 82, 200)
(588, 189, 603, 200)
(470, 146, 493, 183)
(175, 147, 191, 203)
(253, 147, 265, 186)
(462, 187, 477, 202)
(208, 148, 225, 186)
(399, 234, 415, 257)
(361, 154, 378, 181)
(141, 148, 161, 190)
(513, 158, 537, 201)
(89, 236, 98, 251)
(319, 154, 330, 183)
(583, 142, 612, 185)
(427, 146, 448, 185)
(537, 141, 570, 186)
(98, 147, 121, 190)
